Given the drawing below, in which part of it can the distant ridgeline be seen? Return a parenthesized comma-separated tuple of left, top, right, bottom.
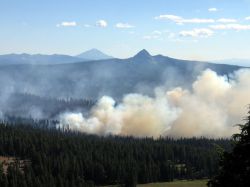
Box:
(0, 50, 244, 101)
(0, 122, 231, 187)
(0, 49, 247, 120)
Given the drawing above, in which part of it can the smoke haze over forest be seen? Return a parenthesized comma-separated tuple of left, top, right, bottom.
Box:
(0, 50, 249, 137)
(58, 68, 250, 138)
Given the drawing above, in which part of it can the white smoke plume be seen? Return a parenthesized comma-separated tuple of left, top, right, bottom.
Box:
(58, 69, 250, 138)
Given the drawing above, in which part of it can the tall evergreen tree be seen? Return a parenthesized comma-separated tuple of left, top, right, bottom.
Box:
(208, 107, 250, 187)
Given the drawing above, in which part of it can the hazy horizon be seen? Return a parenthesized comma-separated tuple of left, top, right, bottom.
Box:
(1, 48, 250, 67)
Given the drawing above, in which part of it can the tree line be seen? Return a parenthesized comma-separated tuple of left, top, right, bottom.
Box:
(0, 121, 231, 187)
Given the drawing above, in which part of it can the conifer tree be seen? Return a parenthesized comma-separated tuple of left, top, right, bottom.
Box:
(208, 107, 250, 187)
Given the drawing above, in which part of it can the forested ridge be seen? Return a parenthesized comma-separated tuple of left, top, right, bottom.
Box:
(0, 121, 231, 187)
(2, 93, 95, 119)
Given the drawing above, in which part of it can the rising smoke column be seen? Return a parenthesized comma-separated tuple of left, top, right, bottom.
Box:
(59, 93, 180, 137)
(58, 69, 250, 138)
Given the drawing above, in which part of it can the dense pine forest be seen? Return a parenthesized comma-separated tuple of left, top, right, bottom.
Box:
(0, 121, 231, 187)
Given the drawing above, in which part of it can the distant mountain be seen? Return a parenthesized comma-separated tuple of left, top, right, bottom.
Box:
(213, 59, 250, 67)
(0, 49, 245, 100)
(128, 49, 156, 64)
(0, 49, 248, 118)
(0, 49, 112, 65)
(0, 53, 84, 65)
(76, 49, 113, 60)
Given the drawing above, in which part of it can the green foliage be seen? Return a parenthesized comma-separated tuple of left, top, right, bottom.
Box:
(0, 122, 231, 186)
(208, 107, 250, 187)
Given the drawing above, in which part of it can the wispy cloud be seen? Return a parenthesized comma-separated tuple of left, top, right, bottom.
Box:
(179, 28, 214, 37)
(96, 20, 108, 27)
(56, 21, 77, 27)
(168, 33, 176, 39)
(155, 14, 215, 24)
(83, 24, 91, 28)
(115, 23, 134, 29)
(208, 8, 218, 12)
(210, 24, 250, 30)
(154, 14, 241, 26)
(217, 18, 237, 23)
(245, 16, 250, 20)
(152, 30, 162, 35)
(155, 15, 181, 21)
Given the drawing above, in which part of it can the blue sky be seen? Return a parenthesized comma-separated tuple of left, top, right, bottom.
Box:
(1, 0, 250, 61)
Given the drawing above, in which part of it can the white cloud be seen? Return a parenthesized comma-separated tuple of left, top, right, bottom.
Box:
(245, 16, 250, 20)
(155, 14, 215, 24)
(152, 30, 162, 35)
(208, 8, 218, 12)
(182, 18, 215, 24)
(56, 21, 77, 27)
(155, 15, 182, 21)
(84, 24, 91, 28)
(179, 28, 214, 38)
(217, 18, 237, 23)
(96, 20, 108, 27)
(116, 23, 134, 29)
(168, 33, 176, 39)
(210, 24, 250, 30)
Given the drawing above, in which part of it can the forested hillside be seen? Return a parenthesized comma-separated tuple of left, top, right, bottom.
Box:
(0, 122, 231, 187)
(2, 93, 95, 119)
